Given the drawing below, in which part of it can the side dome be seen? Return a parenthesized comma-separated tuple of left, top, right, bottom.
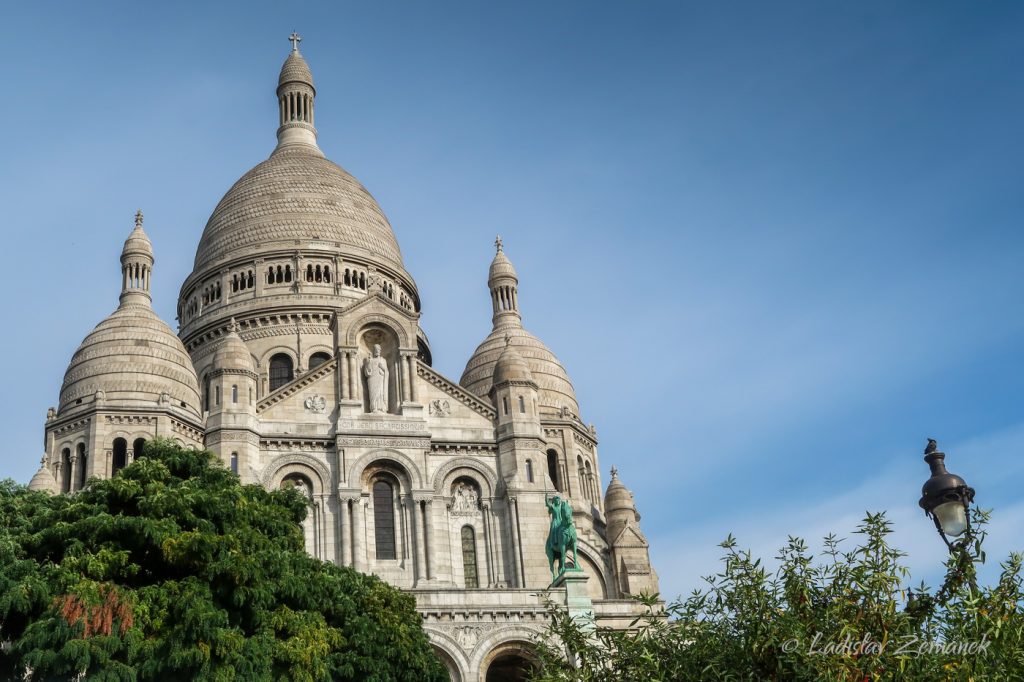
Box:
(59, 302, 202, 418)
(211, 321, 255, 372)
(192, 146, 406, 274)
(462, 327, 578, 415)
(492, 338, 534, 385)
(28, 458, 58, 493)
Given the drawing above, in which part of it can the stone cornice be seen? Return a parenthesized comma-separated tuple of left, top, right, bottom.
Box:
(256, 357, 338, 412)
(417, 363, 496, 420)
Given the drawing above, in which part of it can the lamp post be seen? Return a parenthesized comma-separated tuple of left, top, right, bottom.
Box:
(918, 439, 975, 550)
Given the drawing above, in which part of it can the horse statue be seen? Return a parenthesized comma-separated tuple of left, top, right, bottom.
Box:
(545, 493, 579, 580)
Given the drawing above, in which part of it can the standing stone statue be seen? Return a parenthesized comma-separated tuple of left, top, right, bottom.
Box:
(364, 344, 389, 413)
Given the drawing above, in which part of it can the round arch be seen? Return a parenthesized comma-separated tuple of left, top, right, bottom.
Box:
(260, 452, 332, 493)
(432, 457, 499, 499)
(425, 629, 471, 682)
(344, 313, 412, 348)
(476, 633, 542, 682)
(573, 542, 611, 600)
(348, 448, 424, 489)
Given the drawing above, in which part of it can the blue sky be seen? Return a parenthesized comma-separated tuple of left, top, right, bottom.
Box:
(1, 2, 1022, 599)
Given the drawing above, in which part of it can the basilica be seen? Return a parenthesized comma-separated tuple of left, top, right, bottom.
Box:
(31, 37, 659, 682)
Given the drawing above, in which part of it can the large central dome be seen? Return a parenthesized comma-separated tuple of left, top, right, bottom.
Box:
(192, 144, 405, 273)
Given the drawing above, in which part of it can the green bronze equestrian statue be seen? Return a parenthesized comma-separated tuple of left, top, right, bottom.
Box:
(545, 493, 579, 580)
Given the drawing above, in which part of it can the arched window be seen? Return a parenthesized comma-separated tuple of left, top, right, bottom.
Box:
(577, 456, 586, 499)
(308, 352, 331, 370)
(284, 265, 292, 282)
(323, 266, 331, 283)
(518, 395, 526, 413)
(203, 375, 211, 411)
(585, 460, 594, 501)
(112, 438, 127, 476)
(547, 450, 561, 492)
(76, 443, 87, 490)
(231, 384, 238, 403)
(269, 354, 294, 391)
(132, 438, 146, 461)
(215, 385, 221, 406)
(61, 447, 72, 493)
(230, 452, 238, 474)
(306, 264, 314, 282)
(502, 396, 509, 415)
(525, 459, 534, 483)
(373, 479, 397, 560)
(461, 525, 479, 588)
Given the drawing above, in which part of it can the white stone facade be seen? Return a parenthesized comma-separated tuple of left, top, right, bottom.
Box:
(34, 38, 659, 682)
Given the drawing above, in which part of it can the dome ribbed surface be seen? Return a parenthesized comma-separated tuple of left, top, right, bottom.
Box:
(191, 146, 405, 274)
(279, 51, 314, 89)
(461, 326, 579, 414)
(59, 302, 201, 416)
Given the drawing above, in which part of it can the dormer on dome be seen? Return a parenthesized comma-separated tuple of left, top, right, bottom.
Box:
(276, 32, 319, 151)
(211, 319, 256, 374)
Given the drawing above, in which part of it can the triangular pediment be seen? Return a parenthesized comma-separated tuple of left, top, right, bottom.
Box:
(611, 524, 649, 549)
(257, 357, 338, 415)
(340, 291, 419, 322)
(417, 363, 496, 421)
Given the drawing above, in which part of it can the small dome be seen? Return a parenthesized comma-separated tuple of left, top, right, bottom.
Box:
(211, 321, 255, 372)
(59, 301, 202, 418)
(121, 223, 153, 260)
(492, 339, 533, 385)
(604, 467, 636, 516)
(28, 459, 58, 494)
(279, 50, 314, 90)
(461, 326, 579, 415)
(488, 249, 517, 283)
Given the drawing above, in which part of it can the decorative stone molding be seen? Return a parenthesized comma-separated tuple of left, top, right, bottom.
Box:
(51, 417, 90, 436)
(416, 364, 496, 419)
(257, 357, 337, 412)
(260, 451, 333, 490)
(430, 442, 497, 456)
(105, 415, 156, 426)
(260, 438, 331, 451)
(303, 394, 327, 413)
(573, 432, 595, 452)
(336, 437, 429, 449)
(428, 399, 451, 417)
(431, 457, 499, 498)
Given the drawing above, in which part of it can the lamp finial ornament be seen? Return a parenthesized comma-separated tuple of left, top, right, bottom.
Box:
(289, 31, 302, 52)
(134, 209, 143, 229)
(495, 234, 503, 253)
(610, 466, 618, 479)
(925, 438, 938, 455)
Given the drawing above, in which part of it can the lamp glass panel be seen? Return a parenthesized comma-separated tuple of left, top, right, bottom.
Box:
(934, 500, 968, 537)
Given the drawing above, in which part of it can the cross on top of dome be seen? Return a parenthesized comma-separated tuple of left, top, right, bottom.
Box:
(495, 234, 503, 252)
(135, 209, 143, 229)
(289, 32, 302, 52)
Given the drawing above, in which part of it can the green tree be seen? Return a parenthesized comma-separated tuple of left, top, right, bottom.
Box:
(0, 438, 446, 682)
(531, 511, 1024, 681)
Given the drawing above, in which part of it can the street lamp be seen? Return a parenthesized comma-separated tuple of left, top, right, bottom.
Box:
(918, 439, 975, 549)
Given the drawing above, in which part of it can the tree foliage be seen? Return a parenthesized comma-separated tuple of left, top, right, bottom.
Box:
(532, 511, 1024, 681)
(0, 439, 446, 682)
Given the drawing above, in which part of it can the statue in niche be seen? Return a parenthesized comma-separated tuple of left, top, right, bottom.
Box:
(287, 477, 312, 501)
(451, 482, 479, 513)
(363, 343, 389, 413)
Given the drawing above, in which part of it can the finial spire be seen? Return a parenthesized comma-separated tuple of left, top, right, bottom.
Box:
(289, 32, 302, 52)
(495, 234, 503, 253)
(135, 209, 143, 229)
(610, 466, 618, 479)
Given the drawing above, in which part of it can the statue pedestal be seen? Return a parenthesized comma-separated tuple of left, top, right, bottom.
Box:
(551, 570, 594, 630)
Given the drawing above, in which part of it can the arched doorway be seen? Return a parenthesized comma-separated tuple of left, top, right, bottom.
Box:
(483, 642, 537, 682)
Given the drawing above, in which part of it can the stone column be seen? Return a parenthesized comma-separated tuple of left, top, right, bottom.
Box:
(352, 497, 366, 572)
(68, 455, 79, 493)
(482, 501, 495, 587)
(407, 355, 418, 402)
(409, 496, 426, 583)
(423, 499, 434, 580)
(507, 498, 523, 588)
(336, 497, 350, 566)
(400, 354, 412, 403)
(254, 258, 264, 297)
(340, 351, 350, 400)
